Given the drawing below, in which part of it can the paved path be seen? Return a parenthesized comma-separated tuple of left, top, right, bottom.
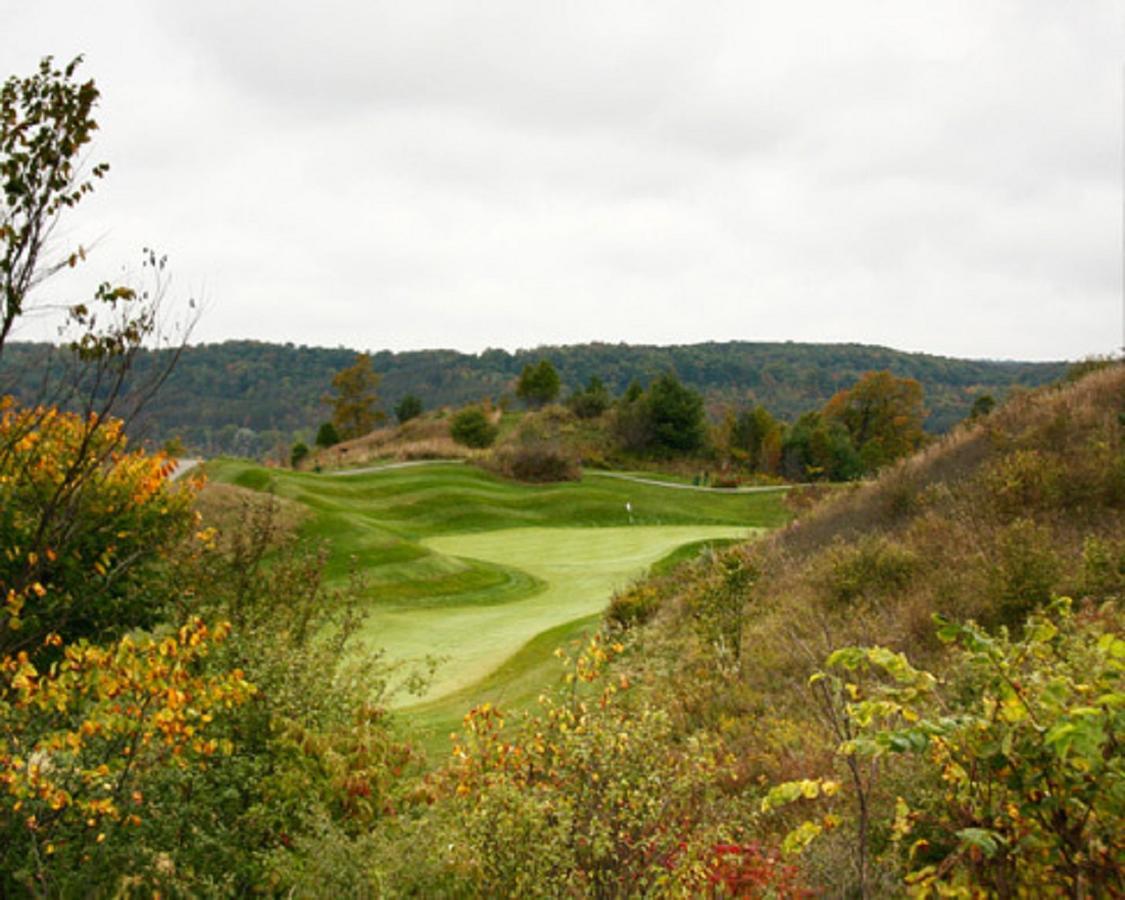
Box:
(169, 458, 203, 481)
(325, 458, 467, 477)
(583, 470, 795, 494)
(320, 458, 799, 494)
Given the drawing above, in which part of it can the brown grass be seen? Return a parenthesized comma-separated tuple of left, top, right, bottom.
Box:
(305, 414, 479, 469)
(620, 362, 1125, 799)
(193, 481, 310, 547)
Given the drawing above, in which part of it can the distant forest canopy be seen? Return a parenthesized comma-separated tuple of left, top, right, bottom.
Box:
(0, 339, 1066, 455)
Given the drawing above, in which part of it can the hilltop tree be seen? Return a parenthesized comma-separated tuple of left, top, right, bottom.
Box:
(969, 393, 995, 420)
(645, 372, 706, 454)
(315, 421, 340, 448)
(450, 405, 498, 448)
(781, 411, 862, 481)
(327, 353, 384, 440)
(614, 383, 653, 453)
(516, 359, 561, 408)
(290, 441, 309, 467)
(395, 393, 423, 424)
(732, 404, 784, 474)
(567, 375, 611, 419)
(823, 370, 926, 472)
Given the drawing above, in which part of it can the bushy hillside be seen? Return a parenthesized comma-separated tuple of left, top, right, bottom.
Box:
(614, 363, 1123, 893)
(0, 339, 1064, 454)
(385, 364, 1122, 896)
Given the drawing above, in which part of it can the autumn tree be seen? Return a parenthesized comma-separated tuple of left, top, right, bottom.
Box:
(1, 57, 106, 348)
(0, 57, 257, 891)
(516, 359, 561, 408)
(0, 58, 413, 895)
(732, 404, 783, 474)
(823, 370, 926, 472)
(0, 57, 197, 652)
(327, 353, 384, 440)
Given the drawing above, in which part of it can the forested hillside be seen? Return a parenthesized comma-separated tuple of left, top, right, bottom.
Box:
(0, 340, 1064, 454)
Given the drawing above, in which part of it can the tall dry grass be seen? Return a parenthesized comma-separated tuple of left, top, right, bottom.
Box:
(627, 363, 1124, 789)
(305, 414, 479, 468)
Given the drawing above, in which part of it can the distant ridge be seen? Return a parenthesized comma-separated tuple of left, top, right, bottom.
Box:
(0, 340, 1066, 455)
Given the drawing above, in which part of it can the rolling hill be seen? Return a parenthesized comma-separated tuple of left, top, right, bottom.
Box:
(0, 339, 1066, 455)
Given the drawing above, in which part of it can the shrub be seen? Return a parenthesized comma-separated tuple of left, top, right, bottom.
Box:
(0, 406, 196, 649)
(290, 441, 309, 468)
(988, 518, 1060, 626)
(1078, 535, 1124, 600)
(489, 442, 579, 482)
(485, 405, 580, 481)
(449, 406, 498, 448)
(435, 637, 736, 895)
(982, 448, 1062, 517)
(567, 376, 611, 419)
(817, 536, 919, 609)
(796, 600, 1125, 896)
(607, 583, 663, 627)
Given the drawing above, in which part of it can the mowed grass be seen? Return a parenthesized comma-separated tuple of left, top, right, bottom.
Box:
(204, 459, 788, 751)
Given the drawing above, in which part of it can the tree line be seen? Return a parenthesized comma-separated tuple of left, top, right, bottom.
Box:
(317, 352, 935, 482)
(0, 337, 1064, 456)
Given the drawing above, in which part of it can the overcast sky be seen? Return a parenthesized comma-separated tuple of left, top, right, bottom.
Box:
(3, 1, 1122, 361)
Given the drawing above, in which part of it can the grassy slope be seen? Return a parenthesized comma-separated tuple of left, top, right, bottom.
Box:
(610, 365, 1124, 892)
(203, 460, 788, 749)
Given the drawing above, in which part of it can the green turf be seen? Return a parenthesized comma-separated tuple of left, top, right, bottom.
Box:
(375, 524, 757, 700)
(204, 459, 788, 753)
(647, 536, 743, 577)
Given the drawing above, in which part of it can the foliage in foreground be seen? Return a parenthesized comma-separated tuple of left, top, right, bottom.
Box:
(378, 634, 805, 897)
(0, 405, 417, 894)
(787, 598, 1123, 896)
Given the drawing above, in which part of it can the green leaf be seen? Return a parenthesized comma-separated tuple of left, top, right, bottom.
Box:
(956, 827, 1006, 857)
(780, 820, 823, 856)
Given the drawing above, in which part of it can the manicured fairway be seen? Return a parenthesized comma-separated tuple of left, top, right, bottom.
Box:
(376, 524, 758, 703)
(204, 459, 788, 751)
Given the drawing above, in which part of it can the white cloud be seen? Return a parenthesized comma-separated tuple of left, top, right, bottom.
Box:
(2, 0, 1120, 360)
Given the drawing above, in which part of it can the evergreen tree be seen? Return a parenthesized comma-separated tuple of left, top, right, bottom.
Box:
(395, 393, 424, 424)
(567, 375, 611, 419)
(315, 421, 340, 448)
(516, 359, 561, 408)
(644, 373, 706, 454)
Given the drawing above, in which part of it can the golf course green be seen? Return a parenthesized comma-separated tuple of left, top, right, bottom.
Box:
(205, 460, 790, 747)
